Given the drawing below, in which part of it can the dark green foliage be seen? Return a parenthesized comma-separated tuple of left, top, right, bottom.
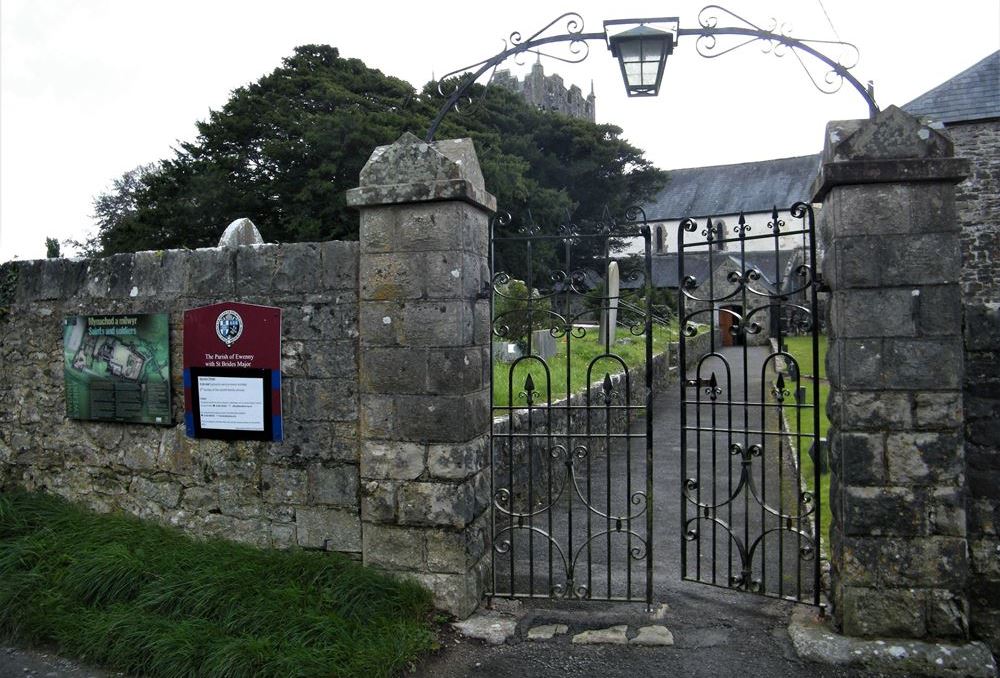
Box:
(88, 45, 665, 260)
(0, 490, 435, 678)
(44, 238, 61, 258)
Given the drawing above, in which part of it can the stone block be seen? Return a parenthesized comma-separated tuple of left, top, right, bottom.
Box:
(841, 586, 926, 638)
(186, 248, 235, 297)
(301, 340, 357, 379)
(877, 536, 968, 589)
(397, 480, 477, 528)
(131, 476, 182, 509)
(273, 243, 321, 293)
(964, 303, 1000, 352)
(320, 241, 359, 291)
(884, 338, 962, 390)
(360, 394, 396, 439)
(837, 536, 882, 586)
(269, 522, 297, 549)
(426, 347, 485, 394)
(181, 486, 218, 512)
(360, 300, 475, 348)
(425, 526, 486, 573)
(281, 304, 358, 342)
(843, 486, 924, 536)
(915, 285, 963, 336)
(836, 236, 883, 288)
(360, 440, 425, 480)
(269, 422, 357, 464)
(913, 392, 962, 428)
(970, 539, 1000, 578)
(261, 465, 308, 504)
(131, 249, 189, 298)
(360, 479, 397, 523)
(841, 391, 912, 430)
(307, 463, 359, 508)
(360, 252, 426, 301)
(394, 391, 489, 443)
(427, 434, 489, 481)
(296, 506, 361, 552)
(291, 378, 357, 422)
(421, 250, 475, 300)
(926, 589, 970, 638)
(831, 431, 885, 485)
(881, 234, 961, 286)
(929, 486, 967, 537)
(831, 289, 916, 338)
(885, 432, 963, 485)
(839, 339, 884, 389)
(360, 347, 428, 393)
(234, 244, 278, 294)
(363, 523, 424, 570)
(403, 562, 486, 618)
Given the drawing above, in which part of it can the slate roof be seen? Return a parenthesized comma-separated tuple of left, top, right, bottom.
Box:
(902, 50, 1000, 125)
(642, 155, 820, 221)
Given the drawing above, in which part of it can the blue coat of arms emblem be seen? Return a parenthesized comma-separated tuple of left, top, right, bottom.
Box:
(215, 310, 244, 347)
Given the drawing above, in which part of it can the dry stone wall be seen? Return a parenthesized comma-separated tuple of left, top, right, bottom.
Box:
(0, 242, 362, 553)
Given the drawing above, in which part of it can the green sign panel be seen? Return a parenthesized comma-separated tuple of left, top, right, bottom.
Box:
(63, 314, 172, 425)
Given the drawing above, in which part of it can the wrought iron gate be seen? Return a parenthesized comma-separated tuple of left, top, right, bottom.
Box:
(678, 203, 823, 605)
(489, 210, 654, 606)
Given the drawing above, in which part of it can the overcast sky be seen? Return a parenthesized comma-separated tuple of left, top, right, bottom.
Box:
(1, 0, 997, 262)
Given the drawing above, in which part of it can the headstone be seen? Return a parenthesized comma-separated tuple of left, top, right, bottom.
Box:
(218, 218, 264, 247)
(599, 261, 620, 346)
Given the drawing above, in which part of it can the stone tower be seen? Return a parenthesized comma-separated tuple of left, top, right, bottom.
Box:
(493, 61, 596, 122)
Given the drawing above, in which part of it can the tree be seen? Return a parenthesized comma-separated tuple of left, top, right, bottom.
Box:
(87, 45, 665, 261)
(44, 237, 61, 258)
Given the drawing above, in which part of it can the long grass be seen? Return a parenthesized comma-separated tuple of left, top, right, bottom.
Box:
(0, 490, 436, 678)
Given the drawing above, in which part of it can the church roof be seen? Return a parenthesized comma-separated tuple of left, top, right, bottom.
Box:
(902, 50, 1000, 125)
(643, 155, 820, 221)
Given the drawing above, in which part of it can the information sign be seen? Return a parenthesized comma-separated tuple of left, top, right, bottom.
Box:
(63, 313, 172, 425)
(182, 302, 282, 441)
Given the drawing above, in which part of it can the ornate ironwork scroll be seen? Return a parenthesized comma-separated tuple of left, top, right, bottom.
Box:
(678, 202, 823, 606)
(426, 6, 877, 141)
(489, 209, 656, 607)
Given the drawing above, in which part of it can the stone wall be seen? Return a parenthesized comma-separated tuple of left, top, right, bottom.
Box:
(950, 118, 1000, 652)
(0, 242, 362, 553)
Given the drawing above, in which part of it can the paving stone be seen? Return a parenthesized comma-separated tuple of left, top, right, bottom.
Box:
(571, 625, 629, 645)
(630, 625, 675, 646)
(452, 612, 518, 645)
(526, 624, 569, 640)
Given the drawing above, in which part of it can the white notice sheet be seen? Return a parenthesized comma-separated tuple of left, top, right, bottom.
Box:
(197, 375, 265, 431)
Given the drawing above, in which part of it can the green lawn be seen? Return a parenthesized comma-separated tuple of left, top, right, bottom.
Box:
(777, 335, 831, 555)
(0, 490, 436, 678)
(493, 323, 676, 408)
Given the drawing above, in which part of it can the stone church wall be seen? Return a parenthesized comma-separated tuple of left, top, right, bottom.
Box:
(950, 118, 1000, 652)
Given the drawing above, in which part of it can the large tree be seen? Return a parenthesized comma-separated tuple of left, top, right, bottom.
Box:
(88, 44, 665, 264)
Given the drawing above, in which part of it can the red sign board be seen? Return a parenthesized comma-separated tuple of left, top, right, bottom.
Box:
(182, 302, 282, 441)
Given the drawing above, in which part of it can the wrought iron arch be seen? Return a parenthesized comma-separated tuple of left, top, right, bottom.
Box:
(426, 5, 879, 141)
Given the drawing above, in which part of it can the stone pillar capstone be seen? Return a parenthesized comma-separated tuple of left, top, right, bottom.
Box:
(812, 106, 971, 639)
(346, 133, 495, 617)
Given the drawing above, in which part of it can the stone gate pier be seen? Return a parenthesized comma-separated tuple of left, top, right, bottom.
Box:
(795, 105, 997, 674)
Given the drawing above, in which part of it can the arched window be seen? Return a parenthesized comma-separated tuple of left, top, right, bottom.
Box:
(655, 225, 665, 253)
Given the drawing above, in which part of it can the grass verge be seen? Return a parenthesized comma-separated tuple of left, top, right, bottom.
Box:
(493, 324, 676, 408)
(0, 490, 436, 678)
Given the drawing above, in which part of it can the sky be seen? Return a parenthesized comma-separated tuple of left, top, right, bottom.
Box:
(1, 0, 997, 262)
